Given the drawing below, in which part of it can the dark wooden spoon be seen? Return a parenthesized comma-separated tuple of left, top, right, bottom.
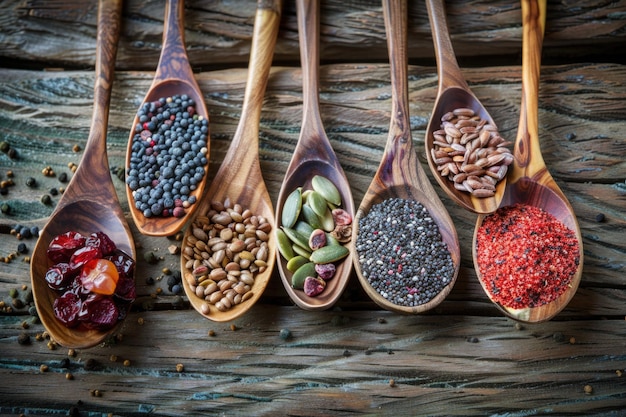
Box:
(274, 0, 354, 311)
(352, 0, 460, 314)
(180, 0, 282, 322)
(472, 0, 584, 323)
(30, 0, 135, 349)
(424, 0, 506, 214)
(125, 0, 210, 236)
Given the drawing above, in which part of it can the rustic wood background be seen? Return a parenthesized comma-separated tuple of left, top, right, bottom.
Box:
(1, 0, 625, 415)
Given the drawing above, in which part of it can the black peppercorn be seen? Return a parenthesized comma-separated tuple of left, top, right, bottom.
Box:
(25, 177, 37, 187)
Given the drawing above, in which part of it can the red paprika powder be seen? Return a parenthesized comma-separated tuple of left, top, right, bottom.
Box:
(476, 203, 580, 309)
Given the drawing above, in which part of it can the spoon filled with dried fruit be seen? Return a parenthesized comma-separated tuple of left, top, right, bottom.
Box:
(274, 0, 354, 311)
(30, 0, 137, 349)
(125, 0, 210, 237)
(424, 0, 513, 214)
(179, 0, 282, 322)
(352, 0, 460, 315)
(472, 0, 583, 323)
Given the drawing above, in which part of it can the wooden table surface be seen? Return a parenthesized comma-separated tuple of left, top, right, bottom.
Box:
(1, 0, 625, 415)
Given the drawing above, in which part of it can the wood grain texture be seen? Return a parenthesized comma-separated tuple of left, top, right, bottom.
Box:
(0, 0, 625, 411)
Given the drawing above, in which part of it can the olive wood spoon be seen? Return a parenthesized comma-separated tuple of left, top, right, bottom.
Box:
(352, 0, 460, 314)
(125, 0, 210, 236)
(472, 0, 584, 323)
(180, 0, 282, 322)
(274, 0, 354, 311)
(30, 0, 134, 349)
(424, 0, 506, 214)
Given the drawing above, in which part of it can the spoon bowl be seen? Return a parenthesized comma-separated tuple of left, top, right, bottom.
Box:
(352, 0, 460, 315)
(425, 0, 508, 214)
(180, 0, 282, 322)
(274, 0, 354, 311)
(125, 0, 210, 237)
(472, 0, 584, 323)
(30, 0, 135, 349)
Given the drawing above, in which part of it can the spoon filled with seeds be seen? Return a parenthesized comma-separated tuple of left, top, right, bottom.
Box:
(124, 0, 210, 237)
(472, 0, 583, 323)
(179, 0, 282, 322)
(274, 0, 354, 311)
(30, 0, 136, 349)
(352, 0, 460, 314)
(424, 0, 513, 214)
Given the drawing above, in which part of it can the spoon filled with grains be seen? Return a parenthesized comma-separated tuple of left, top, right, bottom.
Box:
(124, 0, 210, 237)
(472, 0, 583, 323)
(31, 0, 137, 349)
(352, 0, 460, 314)
(179, 0, 282, 322)
(274, 0, 355, 311)
(424, 0, 513, 214)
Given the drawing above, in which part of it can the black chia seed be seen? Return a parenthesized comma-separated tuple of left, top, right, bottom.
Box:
(126, 94, 208, 218)
(355, 198, 454, 307)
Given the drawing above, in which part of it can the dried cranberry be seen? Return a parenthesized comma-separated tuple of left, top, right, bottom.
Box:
(85, 231, 117, 256)
(315, 263, 336, 280)
(78, 295, 119, 330)
(105, 251, 136, 279)
(47, 231, 86, 263)
(114, 275, 136, 302)
(53, 291, 81, 328)
(69, 245, 102, 270)
(303, 276, 326, 297)
(45, 263, 78, 290)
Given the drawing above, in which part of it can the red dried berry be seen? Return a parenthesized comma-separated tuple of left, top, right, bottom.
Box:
(315, 263, 336, 280)
(85, 231, 117, 256)
(303, 276, 326, 297)
(105, 251, 136, 279)
(53, 291, 81, 328)
(114, 276, 136, 302)
(45, 263, 79, 290)
(69, 245, 102, 270)
(47, 231, 86, 263)
(78, 295, 119, 330)
(332, 208, 352, 226)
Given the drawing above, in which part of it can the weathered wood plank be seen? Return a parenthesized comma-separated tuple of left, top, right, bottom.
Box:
(1, 308, 625, 416)
(0, 0, 625, 70)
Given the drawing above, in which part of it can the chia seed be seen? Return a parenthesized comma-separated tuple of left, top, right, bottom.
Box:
(355, 198, 455, 307)
(126, 94, 208, 218)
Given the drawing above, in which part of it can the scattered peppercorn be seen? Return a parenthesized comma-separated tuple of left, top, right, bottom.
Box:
(616, 370, 623, 377)
(143, 251, 157, 264)
(123, 359, 131, 367)
(0, 141, 9, 153)
(58, 172, 68, 183)
(176, 363, 184, 372)
(59, 358, 70, 368)
(1, 203, 11, 214)
(40, 364, 49, 372)
(466, 336, 479, 343)
(389, 379, 396, 387)
(279, 328, 292, 340)
(110, 355, 118, 362)
(137, 317, 145, 325)
(208, 330, 216, 337)
(72, 144, 81, 152)
(25, 177, 37, 187)
(68, 348, 76, 357)
(595, 213, 605, 222)
(40, 194, 52, 205)
(66, 372, 74, 380)
(584, 384, 593, 394)
(569, 337, 576, 344)
(17, 332, 31, 345)
(17, 243, 27, 254)
(230, 324, 237, 331)
(84, 358, 98, 370)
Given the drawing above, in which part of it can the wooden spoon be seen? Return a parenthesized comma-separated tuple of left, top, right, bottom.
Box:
(125, 0, 210, 237)
(472, 0, 584, 323)
(274, 0, 354, 311)
(30, 0, 134, 349)
(424, 0, 506, 214)
(352, 0, 460, 314)
(180, 0, 282, 322)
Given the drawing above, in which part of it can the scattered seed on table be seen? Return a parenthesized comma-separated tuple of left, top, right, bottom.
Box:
(355, 198, 455, 307)
(176, 363, 184, 372)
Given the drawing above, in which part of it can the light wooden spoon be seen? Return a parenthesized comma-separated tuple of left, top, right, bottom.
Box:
(180, 0, 282, 322)
(30, 0, 135, 349)
(125, 0, 210, 237)
(274, 0, 354, 311)
(352, 0, 460, 314)
(472, 0, 584, 323)
(424, 0, 506, 214)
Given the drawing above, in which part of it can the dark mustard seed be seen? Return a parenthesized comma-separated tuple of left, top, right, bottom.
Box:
(356, 198, 455, 307)
(58, 172, 68, 183)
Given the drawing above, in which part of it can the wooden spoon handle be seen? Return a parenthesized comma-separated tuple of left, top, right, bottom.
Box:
(296, 0, 323, 135)
(425, 0, 469, 91)
(513, 0, 547, 176)
(78, 0, 122, 184)
(154, 0, 194, 83)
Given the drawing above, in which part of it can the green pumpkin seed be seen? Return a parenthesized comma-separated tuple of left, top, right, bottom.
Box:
(326, 232, 340, 246)
(286, 255, 309, 272)
(309, 244, 349, 264)
(276, 228, 294, 260)
(301, 204, 323, 230)
(282, 227, 310, 250)
(281, 188, 302, 228)
(292, 242, 312, 258)
(308, 191, 328, 218)
(295, 220, 314, 238)
(320, 206, 335, 232)
(312, 175, 341, 206)
(291, 262, 317, 289)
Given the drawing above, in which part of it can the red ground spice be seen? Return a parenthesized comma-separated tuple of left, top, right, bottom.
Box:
(476, 203, 580, 309)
